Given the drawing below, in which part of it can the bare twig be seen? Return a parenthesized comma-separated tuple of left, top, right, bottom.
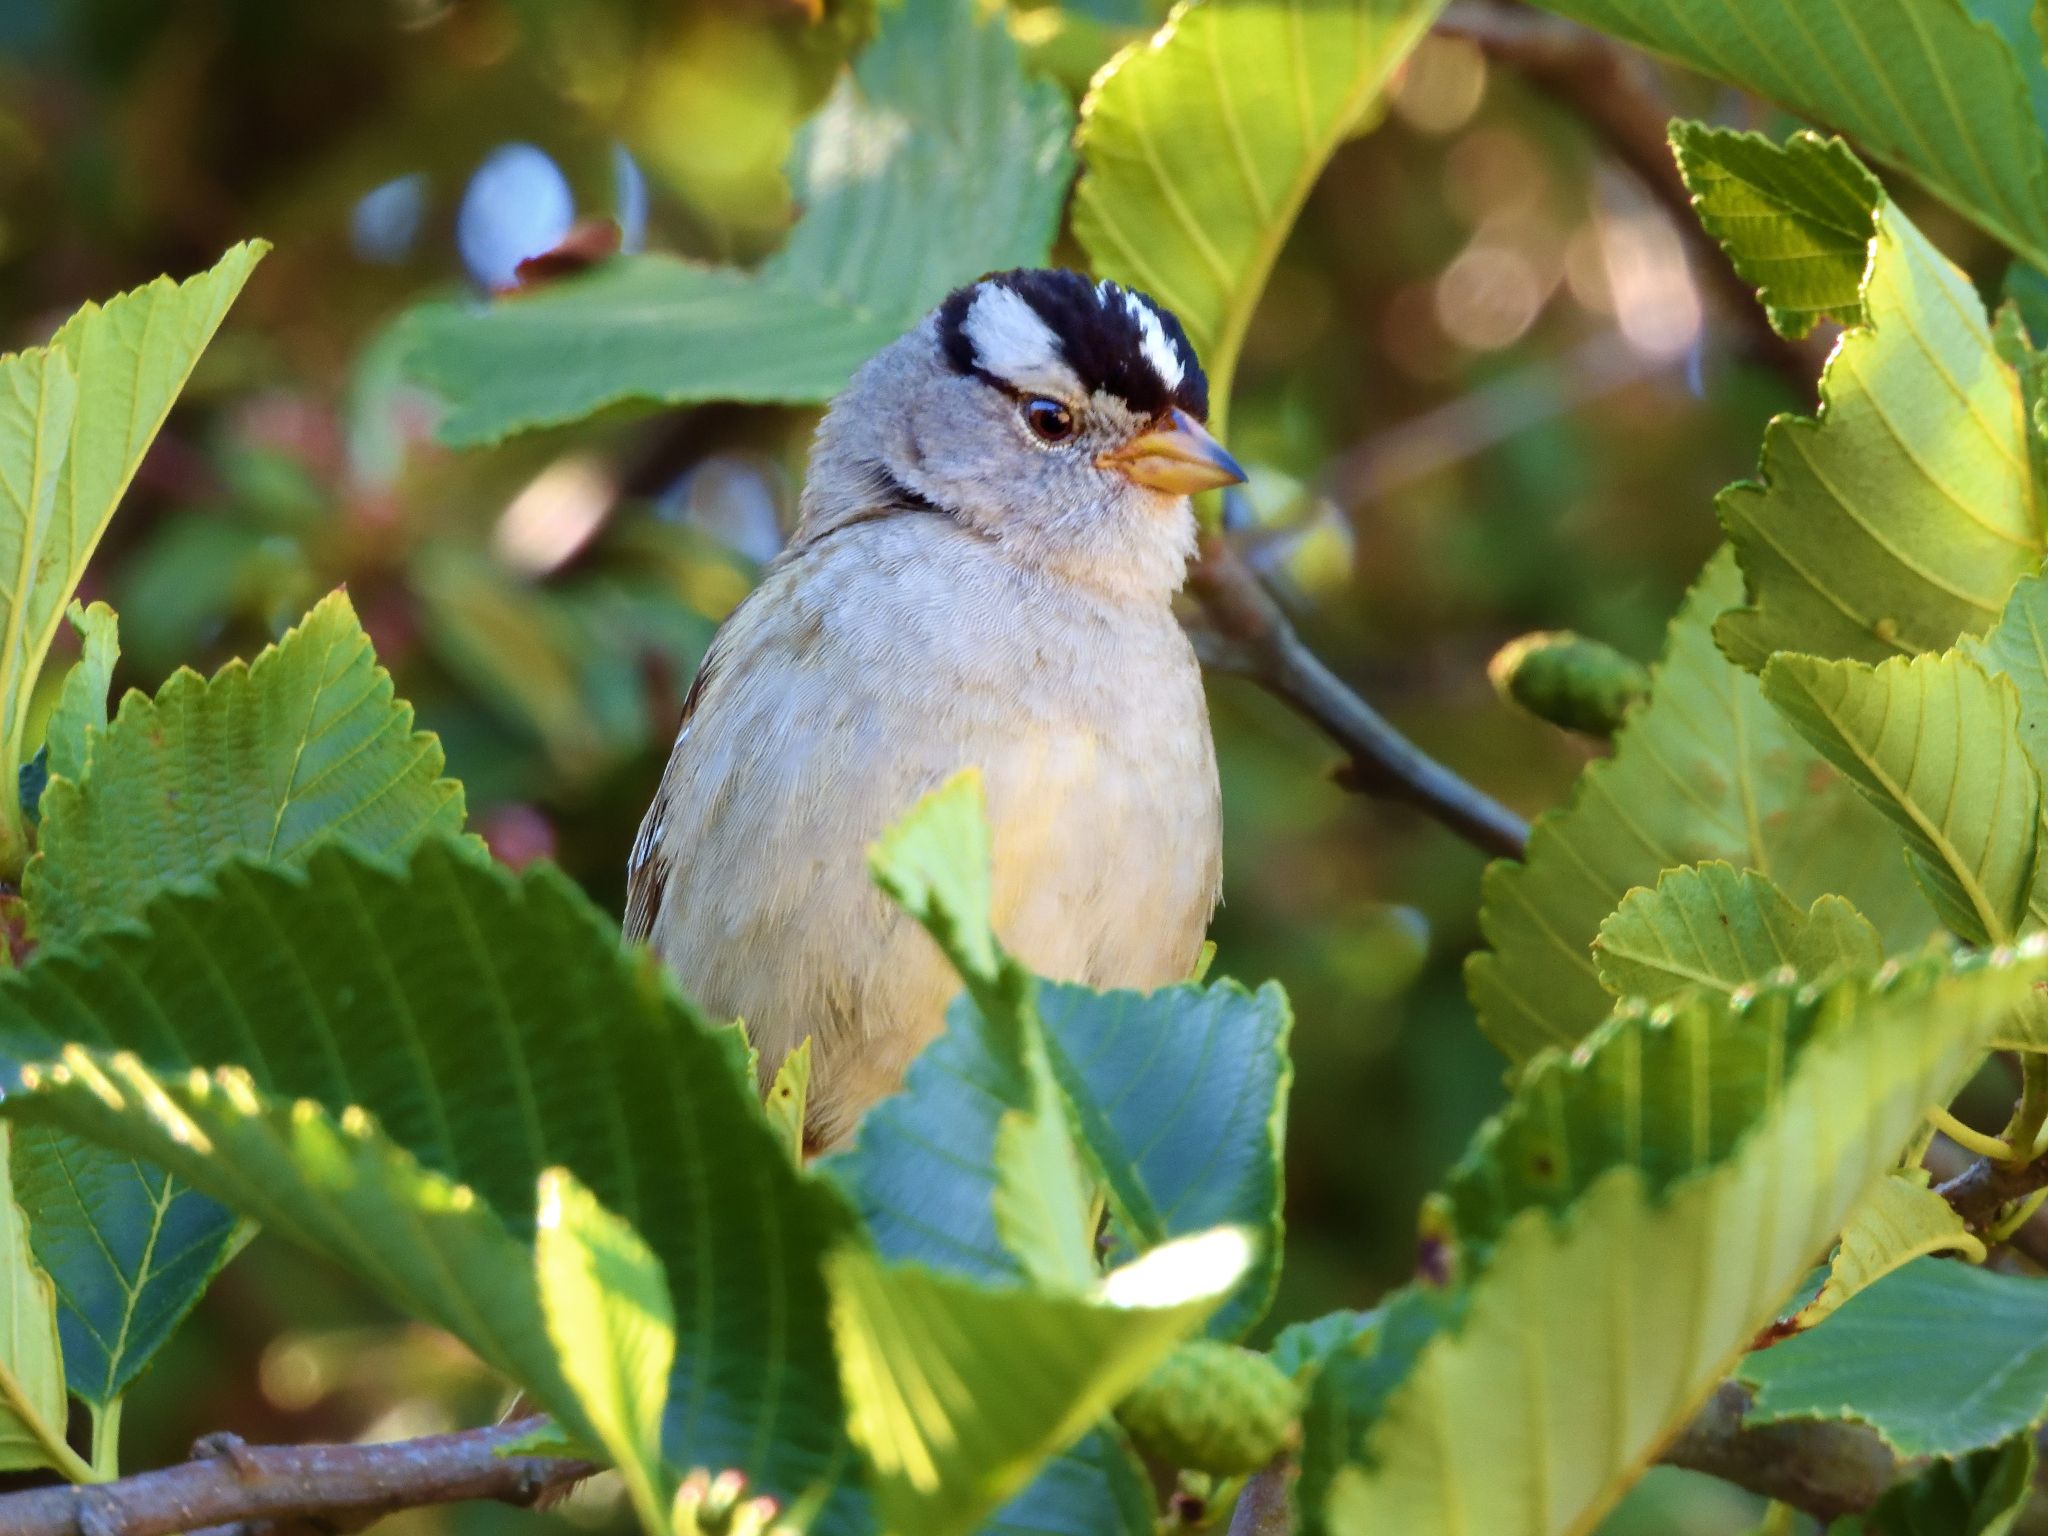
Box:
(1226, 1457, 1294, 1536)
(1436, 0, 1826, 391)
(1659, 1383, 1902, 1520)
(0, 1419, 593, 1536)
(1187, 533, 1531, 861)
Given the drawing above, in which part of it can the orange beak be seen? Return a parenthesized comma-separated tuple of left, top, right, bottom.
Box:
(1098, 407, 1247, 495)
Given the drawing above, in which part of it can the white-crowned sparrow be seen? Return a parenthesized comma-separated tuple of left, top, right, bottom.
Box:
(625, 269, 1243, 1148)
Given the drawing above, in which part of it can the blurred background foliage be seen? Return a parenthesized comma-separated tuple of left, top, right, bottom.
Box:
(0, 0, 2010, 1529)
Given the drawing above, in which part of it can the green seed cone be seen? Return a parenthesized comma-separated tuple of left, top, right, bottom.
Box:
(1114, 1340, 1301, 1476)
(1488, 629, 1650, 738)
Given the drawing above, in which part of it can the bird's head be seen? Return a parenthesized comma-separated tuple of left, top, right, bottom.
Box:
(797, 268, 1245, 599)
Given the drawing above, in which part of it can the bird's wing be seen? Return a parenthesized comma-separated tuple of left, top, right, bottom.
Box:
(622, 629, 728, 945)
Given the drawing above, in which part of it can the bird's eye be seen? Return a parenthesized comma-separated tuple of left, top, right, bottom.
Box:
(1024, 398, 1076, 443)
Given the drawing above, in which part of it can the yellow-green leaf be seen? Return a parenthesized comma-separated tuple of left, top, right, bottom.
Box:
(535, 1168, 675, 1533)
(1072, 0, 1444, 434)
(1762, 651, 2040, 946)
(1594, 863, 1882, 1005)
(0, 1125, 67, 1475)
(1794, 1171, 1984, 1330)
(828, 1228, 1248, 1536)
(1685, 132, 2041, 671)
(1467, 548, 1925, 1065)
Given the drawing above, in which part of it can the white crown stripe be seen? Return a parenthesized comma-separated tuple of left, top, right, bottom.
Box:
(962, 286, 1066, 383)
(1121, 289, 1186, 392)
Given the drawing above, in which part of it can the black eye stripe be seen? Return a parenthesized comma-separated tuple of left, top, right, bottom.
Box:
(935, 269, 1209, 423)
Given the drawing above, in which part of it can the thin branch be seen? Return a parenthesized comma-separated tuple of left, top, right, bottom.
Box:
(0, 1419, 593, 1536)
(1659, 1383, 1903, 1520)
(1436, 0, 1826, 392)
(1187, 532, 1531, 861)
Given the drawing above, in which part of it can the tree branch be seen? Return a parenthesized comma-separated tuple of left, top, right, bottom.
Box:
(1659, 1383, 1902, 1521)
(1187, 533, 1531, 862)
(1436, 0, 1826, 392)
(0, 1419, 593, 1536)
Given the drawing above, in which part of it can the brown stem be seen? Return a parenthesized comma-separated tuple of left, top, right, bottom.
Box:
(1937, 1147, 2048, 1232)
(0, 1419, 593, 1536)
(1436, 0, 1826, 392)
(1659, 1384, 1903, 1520)
(1187, 533, 1531, 862)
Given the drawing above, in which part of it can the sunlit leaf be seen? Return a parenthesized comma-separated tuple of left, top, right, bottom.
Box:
(1539, 2, 2048, 272)
(1743, 1257, 2048, 1457)
(1673, 130, 2043, 671)
(1073, 0, 1444, 431)
(29, 589, 469, 943)
(1301, 947, 2046, 1534)
(43, 602, 116, 787)
(1594, 863, 1883, 1005)
(402, 0, 1072, 444)
(1467, 547, 1925, 1064)
(0, 842, 865, 1528)
(1794, 1171, 1984, 1330)
(0, 244, 264, 867)
(1669, 125, 1878, 339)
(535, 1167, 675, 1532)
(1762, 651, 2040, 945)
(828, 1228, 1247, 1536)
(0, 1126, 68, 1474)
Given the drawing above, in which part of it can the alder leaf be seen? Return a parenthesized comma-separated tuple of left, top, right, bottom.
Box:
(1762, 651, 2040, 946)
(1467, 548, 1925, 1065)
(1673, 129, 2044, 671)
(1793, 1171, 1984, 1330)
(1540, 4, 2048, 272)
(1594, 863, 1883, 1006)
(0, 842, 866, 1528)
(401, 0, 1073, 445)
(1302, 945, 2048, 1534)
(1073, 0, 1444, 432)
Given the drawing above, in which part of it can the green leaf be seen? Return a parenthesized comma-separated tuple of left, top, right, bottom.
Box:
(1535, 1, 2048, 273)
(401, 0, 1072, 445)
(868, 770, 1001, 989)
(0, 841, 864, 1526)
(1300, 947, 2046, 1534)
(44, 602, 116, 787)
(0, 348, 78, 858)
(765, 1039, 811, 1166)
(1670, 125, 1879, 339)
(1687, 134, 2043, 671)
(981, 1427, 1152, 1536)
(10, 1125, 241, 1407)
(0, 1125, 71, 1475)
(847, 772, 1291, 1335)
(29, 589, 468, 943)
(1743, 1257, 2048, 1457)
(1859, 1436, 2034, 1536)
(827, 1227, 1248, 1536)
(0, 244, 265, 868)
(1594, 863, 1883, 1005)
(1966, 566, 2048, 781)
(1269, 1309, 1378, 1381)
(1793, 1171, 1984, 1329)
(1762, 651, 2040, 945)
(20, 591, 470, 1409)
(1072, 0, 1443, 432)
(534, 1167, 675, 1532)
(1466, 547, 1925, 1064)
(864, 773, 1096, 1295)
(1038, 980, 1290, 1340)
